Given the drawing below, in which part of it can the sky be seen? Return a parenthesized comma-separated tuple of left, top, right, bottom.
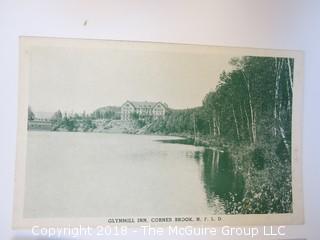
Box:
(28, 41, 235, 113)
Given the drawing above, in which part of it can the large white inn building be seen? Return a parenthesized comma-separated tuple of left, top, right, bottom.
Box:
(121, 101, 167, 120)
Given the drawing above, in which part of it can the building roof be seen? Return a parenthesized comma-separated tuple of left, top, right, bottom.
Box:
(34, 111, 54, 119)
(122, 100, 167, 109)
(130, 101, 157, 108)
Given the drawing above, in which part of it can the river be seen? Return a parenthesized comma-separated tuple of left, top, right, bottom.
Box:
(24, 131, 243, 218)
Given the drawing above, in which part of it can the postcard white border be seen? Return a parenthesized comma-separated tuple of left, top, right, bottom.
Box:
(13, 37, 304, 228)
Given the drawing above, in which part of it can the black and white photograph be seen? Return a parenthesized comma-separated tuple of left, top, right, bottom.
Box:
(13, 37, 303, 227)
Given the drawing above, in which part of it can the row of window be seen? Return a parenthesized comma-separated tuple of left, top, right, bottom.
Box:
(121, 112, 164, 120)
(121, 110, 165, 115)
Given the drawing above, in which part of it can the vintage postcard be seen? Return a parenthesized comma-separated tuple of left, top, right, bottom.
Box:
(14, 37, 304, 228)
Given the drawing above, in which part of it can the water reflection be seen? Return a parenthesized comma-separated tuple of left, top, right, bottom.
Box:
(157, 138, 245, 214)
(199, 148, 245, 212)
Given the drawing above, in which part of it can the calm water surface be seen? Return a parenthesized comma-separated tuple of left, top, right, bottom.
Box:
(24, 131, 243, 218)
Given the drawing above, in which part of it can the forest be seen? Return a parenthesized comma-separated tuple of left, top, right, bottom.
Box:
(147, 56, 294, 213)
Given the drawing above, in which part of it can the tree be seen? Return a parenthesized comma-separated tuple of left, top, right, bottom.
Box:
(51, 110, 63, 122)
(131, 112, 139, 120)
(28, 106, 35, 120)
